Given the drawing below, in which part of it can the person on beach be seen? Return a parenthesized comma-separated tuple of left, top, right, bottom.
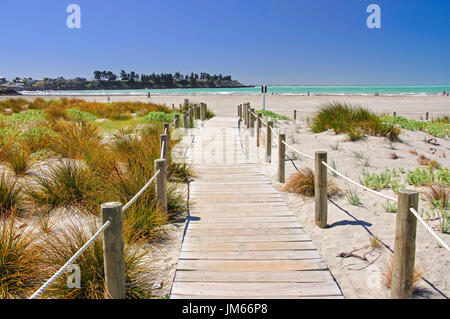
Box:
(147, 92, 151, 99)
(443, 90, 446, 96)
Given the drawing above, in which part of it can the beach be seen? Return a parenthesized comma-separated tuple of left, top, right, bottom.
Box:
(3, 94, 450, 119)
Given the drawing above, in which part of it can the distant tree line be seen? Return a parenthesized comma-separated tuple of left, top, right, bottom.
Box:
(22, 71, 244, 91)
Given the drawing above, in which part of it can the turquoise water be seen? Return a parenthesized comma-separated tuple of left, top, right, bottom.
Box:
(21, 85, 450, 96)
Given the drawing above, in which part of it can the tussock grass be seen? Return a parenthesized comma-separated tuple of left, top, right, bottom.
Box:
(283, 168, 341, 197)
(39, 217, 152, 299)
(1, 144, 35, 176)
(51, 121, 102, 159)
(0, 215, 44, 298)
(383, 256, 423, 291)
(424, 184, 449, 210)
(0, 173, 23, 216)
(27, 161, 102, 213)
(312, 102, 400, 141)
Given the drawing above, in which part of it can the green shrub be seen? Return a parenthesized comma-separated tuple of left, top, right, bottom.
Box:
(256, 110, 290, 121)
(64, 108, 97, 122)
(142, 111, 175, 122)
(381, 115, 449, 138)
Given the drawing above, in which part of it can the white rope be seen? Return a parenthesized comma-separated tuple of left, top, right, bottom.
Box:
(160, 140, 165, 159)
(122, 169, 161, 212)
(282, 140, 314, 160)
(321, 161, 398, 202)
(169, 118, 177, 127)
(410, 207, 450, 252)
(29, 220, 111, 299)
(269, 125, 279, 138)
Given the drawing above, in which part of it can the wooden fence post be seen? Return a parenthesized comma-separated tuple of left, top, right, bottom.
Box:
(183, 111, 188, 130)
(174, 114, 180, 129)
(250, 108, 255, 137)
(294, 110, 297, 123)
(257, 113, 262, 147)
(237, 105, 241, 118)
(391, 190, 419, 299)
(200, 103, 207, 121)
(426, 112, 429, 121)
(266, 121, 273, 162)
(154, 159, 167, 213)
(102, 202, 126, 299)
(278, 133, 285, 183)
(164, 123, 170, 141)
(160, 134, 168, 160)
(393, 112, 397, 117)
(195, 105, 200, 120)
(184, 99, 189, 108)
(243, 104, 247, 126)
(189, 107, 194, 128)
(315, 151, 327, 228)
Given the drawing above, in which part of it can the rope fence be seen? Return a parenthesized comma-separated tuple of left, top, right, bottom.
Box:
(28, 103, 205, 299)
(238, 102, 450, 298)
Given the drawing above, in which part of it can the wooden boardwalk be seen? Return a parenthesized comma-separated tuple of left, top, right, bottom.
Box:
(170, 117, 343, 299)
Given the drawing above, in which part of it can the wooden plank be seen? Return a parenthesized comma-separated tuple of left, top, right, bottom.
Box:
(176, 259, 327, 272)
(182, 234, 311, 243)
(179, 250, 321, 260)
(174, 270, 332, 283)
(186, 222, 301, 230)
(189, 211, 294, 217)
(181, 241, 316, 252)
(188, 216, 298, 223)
(185, 228, 303, 237)
(171, 282, 341, 297)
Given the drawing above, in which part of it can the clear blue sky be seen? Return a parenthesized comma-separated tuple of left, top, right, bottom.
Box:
(1, 0, 449, 85)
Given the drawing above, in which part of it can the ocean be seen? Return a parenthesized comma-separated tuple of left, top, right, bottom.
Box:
(20, 85, 450, 96)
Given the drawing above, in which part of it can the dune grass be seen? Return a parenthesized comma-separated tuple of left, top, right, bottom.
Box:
(381, 115, 450, 138)
(282, 168, 341, 197)
(0, 97, 201, 298)
(312, 102, 400, 141)
(0, 215, 44, 298)
(0, 173, 24, 216)
(39, 217, 152, 299)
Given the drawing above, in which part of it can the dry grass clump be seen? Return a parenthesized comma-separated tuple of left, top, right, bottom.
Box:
(1, 144, 35, 176)
(39, 217, 152, 299)
(417, 154, 440, 168)
(0, 173, 24, 216)
(382, 256, 423, 291)
(283, 168, 341, 197)
(423, 184, 449, 210)
(311, 102, 400, 141)
(0, 215, 44, 298)
(26, 160, 102, 213)
(50, 121, 102, 159)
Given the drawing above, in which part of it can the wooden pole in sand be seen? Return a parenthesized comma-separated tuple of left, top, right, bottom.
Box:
(278, 133, 285, 183)
(200, 103, 207, 121)
(426, 112, 429, 121)
(250, 108, 255, 137)
(174, 114, 180, 129)
(160, 134, 168, 160)
(154, 159, 167, 214)
(257, 113, 262, 147)
(189, 107, 194, 128)
(391, 190, 419, 299)
(315, 151, 328, 228)
(184, 99, 189, 109)
(237, 105, 241, 118)
(164, 123, 170, 141)
(102, 202, 125, 299)
(294, 110, 297, 123)
(266, 121, 273, 162)
(183, 112, 188, 130)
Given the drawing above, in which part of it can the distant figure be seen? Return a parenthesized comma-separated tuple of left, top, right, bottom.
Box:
(307, 91, 310, 96)
(443, 90, 446, 96)
(147, 92, 151, 99)
(107, 96, 110, 103)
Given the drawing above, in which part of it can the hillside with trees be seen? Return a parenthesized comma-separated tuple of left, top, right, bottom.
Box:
(21, 71, 247, 91)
